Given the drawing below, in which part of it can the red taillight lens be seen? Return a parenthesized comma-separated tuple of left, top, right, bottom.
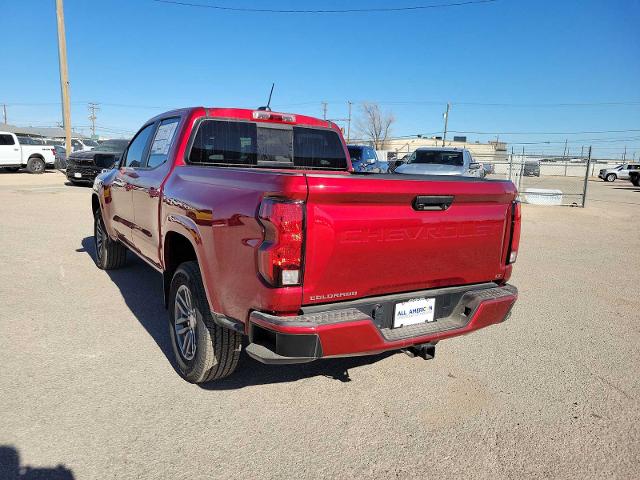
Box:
(507, 200, 521, 264)
(257, 198, 304, 287)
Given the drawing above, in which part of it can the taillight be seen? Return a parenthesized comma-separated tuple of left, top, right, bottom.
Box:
(257, 198, 304, 287)
(507, 200, 521, 264)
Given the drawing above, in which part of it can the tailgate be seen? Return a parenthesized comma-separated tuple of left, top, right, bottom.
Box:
(302, 174, 517, 305)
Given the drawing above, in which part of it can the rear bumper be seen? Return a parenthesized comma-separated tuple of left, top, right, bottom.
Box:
(246, 283, 517, 364)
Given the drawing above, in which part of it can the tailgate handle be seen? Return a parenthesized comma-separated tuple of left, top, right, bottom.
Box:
(412, 195, 454, 211)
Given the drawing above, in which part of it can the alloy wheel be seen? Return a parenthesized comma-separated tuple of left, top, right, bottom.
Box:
(174, 284, 197, 361)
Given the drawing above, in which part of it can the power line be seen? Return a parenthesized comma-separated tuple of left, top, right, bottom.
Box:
(446, 129, 640, 135)
(150, 0, 498, 13)
(275, 99, 640, 108)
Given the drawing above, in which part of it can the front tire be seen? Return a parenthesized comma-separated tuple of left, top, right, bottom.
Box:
(26, 157, 45, 174)
(168, 261, 242, 383)
(606, 173, 616, 182)
(93, 210, 127, 270)
(632, 177, 640, 187)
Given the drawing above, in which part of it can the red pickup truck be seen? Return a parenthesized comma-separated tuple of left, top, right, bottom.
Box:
(91, 107, 520, 383)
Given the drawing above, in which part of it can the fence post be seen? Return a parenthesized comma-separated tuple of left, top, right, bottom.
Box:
(508, 146, 514, 181)
(582, 146, 592, 208)
(518, 146, 524, 192)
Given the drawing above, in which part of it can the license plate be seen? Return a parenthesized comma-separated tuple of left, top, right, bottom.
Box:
(74, 172, 82, 178)
(394, 297, 435, 328)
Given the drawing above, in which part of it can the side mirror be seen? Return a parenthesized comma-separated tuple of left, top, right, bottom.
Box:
(469, 162, 481, 170)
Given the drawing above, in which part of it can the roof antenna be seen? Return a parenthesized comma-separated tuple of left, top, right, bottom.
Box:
(258, 83, 275, 111)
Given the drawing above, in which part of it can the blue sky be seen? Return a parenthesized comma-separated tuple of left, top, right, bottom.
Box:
(1, 0, 639, 157)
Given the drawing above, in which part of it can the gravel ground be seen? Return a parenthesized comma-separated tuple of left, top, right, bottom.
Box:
(0, 171, 638, 480)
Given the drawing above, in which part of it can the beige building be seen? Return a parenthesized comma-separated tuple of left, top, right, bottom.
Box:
(380, 137, 508, 162)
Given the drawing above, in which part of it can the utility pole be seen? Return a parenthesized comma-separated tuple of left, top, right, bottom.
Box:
(582, 146, 592, 208)
(346, 101, 352, 142)
(321, 101, 328, 120)
(55, 0, 72, 156)
(88, 102, 100, 138)
(2, 104, 6, 124)
(442, 102, 451, 147)
(623, 145, 627, 161)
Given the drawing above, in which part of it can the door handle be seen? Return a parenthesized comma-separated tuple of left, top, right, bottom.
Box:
(412, 195, 454, 211)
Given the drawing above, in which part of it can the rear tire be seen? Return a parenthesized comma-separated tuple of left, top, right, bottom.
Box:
(168, 261, 242, 383)
(93, 210, 127, 270)
(26, 157, 45, 174)
(606, 173, 616, 182)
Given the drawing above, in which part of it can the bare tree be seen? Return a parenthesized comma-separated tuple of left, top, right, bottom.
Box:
(355, 103, 395, 150)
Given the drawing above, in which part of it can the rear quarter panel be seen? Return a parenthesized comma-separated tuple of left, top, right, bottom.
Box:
(161, 166, 309, 323)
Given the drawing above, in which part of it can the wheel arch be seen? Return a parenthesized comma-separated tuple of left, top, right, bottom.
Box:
(163, 229, 201, 309)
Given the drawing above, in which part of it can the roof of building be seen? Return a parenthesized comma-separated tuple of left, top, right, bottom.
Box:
(0, 123, 89, 139)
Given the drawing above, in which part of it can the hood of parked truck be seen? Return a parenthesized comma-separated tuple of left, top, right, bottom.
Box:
(394, 163, 467, 176)
(68, 150, 96, 163)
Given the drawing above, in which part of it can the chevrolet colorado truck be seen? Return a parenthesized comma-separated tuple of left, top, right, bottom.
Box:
(91, 107, 520, 383)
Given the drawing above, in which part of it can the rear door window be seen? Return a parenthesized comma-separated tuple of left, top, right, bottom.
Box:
(0, 134, 15, 145)
(147, 118, 180, 168)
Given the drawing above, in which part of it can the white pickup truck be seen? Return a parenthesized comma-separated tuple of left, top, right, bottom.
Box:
(0, 131, 56, 173)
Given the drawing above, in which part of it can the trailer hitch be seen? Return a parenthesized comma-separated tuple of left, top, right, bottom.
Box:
(403, 343, 436, 360)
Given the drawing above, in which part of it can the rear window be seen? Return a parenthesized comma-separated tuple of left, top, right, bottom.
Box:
(409, 150, 463, 166)
(189, 120, 347, 170)
(348, 147, 363, 161)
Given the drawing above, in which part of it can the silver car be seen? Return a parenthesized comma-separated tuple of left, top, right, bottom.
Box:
(598, 163, 640, 182)
(394, 147, 484, 177)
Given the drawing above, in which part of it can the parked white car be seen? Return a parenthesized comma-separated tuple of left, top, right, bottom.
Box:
(0, 131, 56, 173)
(394, 147, 485, 178)
(598, 163, 640, 182)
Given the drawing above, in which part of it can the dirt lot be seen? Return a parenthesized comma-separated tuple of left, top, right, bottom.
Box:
(1, 171, 638, 479)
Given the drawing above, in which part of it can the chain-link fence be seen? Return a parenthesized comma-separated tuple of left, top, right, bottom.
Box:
(474, 150, 592, 206)
(381, 147, 598, 207)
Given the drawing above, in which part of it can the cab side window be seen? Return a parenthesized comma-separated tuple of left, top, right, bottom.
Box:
(124, 124, 155, 168)
(0, 134, 15, 145)
(147, 118, 180, 169)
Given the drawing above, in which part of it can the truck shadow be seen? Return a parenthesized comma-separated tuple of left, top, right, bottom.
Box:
(78, 237, 394, 389)
(0, 445, 74, 480)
